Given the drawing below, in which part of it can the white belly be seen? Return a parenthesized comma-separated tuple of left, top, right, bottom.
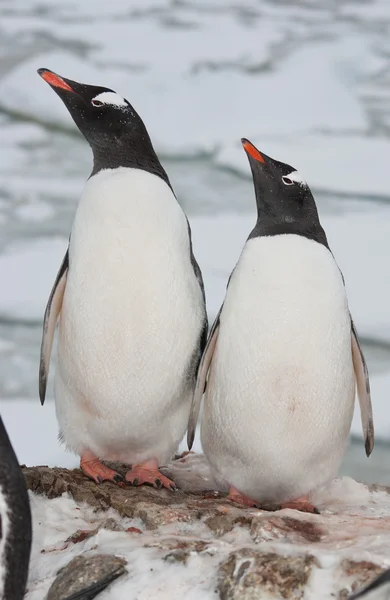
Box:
(56, 168, 205, 463)
(201, 235, 355, 503)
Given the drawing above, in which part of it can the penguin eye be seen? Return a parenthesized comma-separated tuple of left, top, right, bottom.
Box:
(282, 176, 294, 186)
(91, 99, 104, 107)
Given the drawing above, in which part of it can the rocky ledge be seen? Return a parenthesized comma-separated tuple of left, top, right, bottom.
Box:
(22, 456, 390, 599)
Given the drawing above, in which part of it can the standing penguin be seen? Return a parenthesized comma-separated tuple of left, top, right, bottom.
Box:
(38, 69, 207, 489)
(188, 138, 374, 512)
(0, 416, 32, 599)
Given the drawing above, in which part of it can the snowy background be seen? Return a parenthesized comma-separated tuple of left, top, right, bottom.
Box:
(0, 0, 390, 481)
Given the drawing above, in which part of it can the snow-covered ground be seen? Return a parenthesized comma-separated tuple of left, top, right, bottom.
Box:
(24, 468, 390, 600)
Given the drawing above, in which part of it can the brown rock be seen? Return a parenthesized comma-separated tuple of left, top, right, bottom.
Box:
(218, 549, 318, 599)
(21, 465, 254, 531)
(337, 559, 385, 599)
(133, 500, 198, 529)
(251, 515, 325, 544)
(146, 537, 211, 565)
(205, 513, 252, 537)
(46, 554, 127, 600)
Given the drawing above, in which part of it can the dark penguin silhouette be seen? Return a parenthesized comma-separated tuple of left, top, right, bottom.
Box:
(0, 416, 32, 599)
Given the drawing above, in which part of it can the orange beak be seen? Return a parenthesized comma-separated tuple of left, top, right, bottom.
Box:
(241, 138, 265, 164)
(38, 69, 74, 93)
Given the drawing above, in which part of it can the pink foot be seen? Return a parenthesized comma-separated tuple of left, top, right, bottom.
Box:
(226, 486, 258, 508)
(280, 496, 320, 514)
(125, 459, 178, 491)
(80, 451, 124, 485)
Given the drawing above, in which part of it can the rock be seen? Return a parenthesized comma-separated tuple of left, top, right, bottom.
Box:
(46, 554, 127, 600)
(133, 500, 198, 530)
(21, 464, 390, 599)
(146, 537, 211, 565)
(21, 464, 248, 530)
(337, 559, 385, 599)
(218, 549, 318, 600)
(251, 514, 325, 544)
(205, 513, 252, 537)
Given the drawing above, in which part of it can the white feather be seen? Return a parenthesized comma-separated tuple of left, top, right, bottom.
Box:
(92, 91, 127, 107)
(201, 234, 355, 503)
(55, 168, 205, 464)
(283, 170, 307, 186)
(0, 484, 10, 596)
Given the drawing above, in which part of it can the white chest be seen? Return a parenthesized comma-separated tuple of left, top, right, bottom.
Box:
(219, 234, 349, 364)
(202, 235, 355, 500)
(59, 168, 204, 395)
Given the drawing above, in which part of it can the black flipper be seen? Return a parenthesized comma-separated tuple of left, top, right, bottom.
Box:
(39, 249, 68, 405)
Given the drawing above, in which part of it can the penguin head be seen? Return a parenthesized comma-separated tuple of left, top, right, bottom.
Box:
(37, 69, 167, 179)
(38, 69, 146, 145)
(241, 138, 327, 245)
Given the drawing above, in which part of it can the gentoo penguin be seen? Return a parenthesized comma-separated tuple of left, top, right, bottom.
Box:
(188, 138, 374, 512)
(38, 69, 207, 489)
(350, 570, 390, 599)
(0, 416, 32, 599)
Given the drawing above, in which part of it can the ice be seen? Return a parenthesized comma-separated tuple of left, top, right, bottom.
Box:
(217, 134, 390, 199)
(0, 237, 67, 323)
(0, 198, 389, 335)
(15, 201, 54, 222)
(0, 37, 367, 161)
(189, 206, 390, 343)
(0, 53, 125, 130)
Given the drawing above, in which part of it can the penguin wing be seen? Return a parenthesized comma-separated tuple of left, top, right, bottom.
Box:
(39, 250, 68, 405)
(351, 318, 374, 456)
(186, 218, 208, 355)
(187, 306, 222, 450)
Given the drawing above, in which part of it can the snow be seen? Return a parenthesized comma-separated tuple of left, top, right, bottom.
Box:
(0, 237, 67, 323)
(1, 203, 389, 339)
(23, 469, 390, 599)
(217, 135, 390, 199)
(27, 492, 218, 600)
(0, 39, 370, 163)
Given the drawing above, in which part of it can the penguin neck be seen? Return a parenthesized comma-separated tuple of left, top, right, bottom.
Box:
(90, 136, 173, 191)
(249, 207, 329, 248)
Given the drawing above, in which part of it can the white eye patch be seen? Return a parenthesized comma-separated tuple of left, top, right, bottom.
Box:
(282, 170, 307, 187)
(91, 91, 128, 108)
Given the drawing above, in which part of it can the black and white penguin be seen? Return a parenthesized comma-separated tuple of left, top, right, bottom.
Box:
(38, 69, 207, 489)
(0, 416, 32, 599)
(188, 138, 374, 512)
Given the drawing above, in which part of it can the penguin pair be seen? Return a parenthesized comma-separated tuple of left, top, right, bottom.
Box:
(0, 417, 31, 599)
(39, 70, 373, 511)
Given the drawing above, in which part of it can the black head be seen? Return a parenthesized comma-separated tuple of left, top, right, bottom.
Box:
(242, 138, 328, 248)
(37, 68, 171, 184)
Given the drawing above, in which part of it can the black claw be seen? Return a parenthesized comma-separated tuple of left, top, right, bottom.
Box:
(170, 483, 178, 492)
(132, 478, 139, 486)
(96, 476, 103, 484)
(114, 474, 124, 483)
(313, 507, 321, 515)
(155, 479, 163, 489)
